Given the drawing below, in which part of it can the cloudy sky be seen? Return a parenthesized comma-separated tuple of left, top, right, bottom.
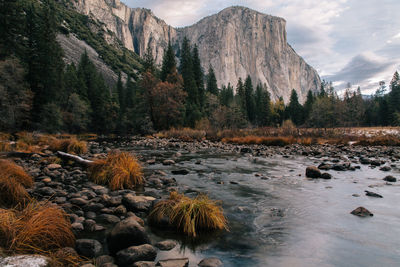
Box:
(124, 0, 400, 94)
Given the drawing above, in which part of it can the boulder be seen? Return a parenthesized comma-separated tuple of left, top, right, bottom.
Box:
(116, 244, 157, 267)
(156, 258, 189, 267)
(107, 217, 150, 254)
(350, 207, 373, 217)
(122, 194, 155, 212)
(198, 257, 223, 267)
(76, 239, 103, 258)
(305, 166, 321, 178)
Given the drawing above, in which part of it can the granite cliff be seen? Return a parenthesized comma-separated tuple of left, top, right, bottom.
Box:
(66, 0, 321, 102)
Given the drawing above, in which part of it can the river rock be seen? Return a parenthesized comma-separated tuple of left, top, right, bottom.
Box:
(240, 147, 252, 154)
(365, 190, 383, 198)
(321, 173, 332, 179)
(380, 166, 391, 171)
(122, 194, 155, 212)
(155, 240, 177, 251)
(95, 255, 115, 267)
(0, 255, 50, 267)
(163, 159, 175, 165)
(350, 207, 373, 217)
(156, 258, 189, 267)
(305, 166, 321, 178)
(107, 217, 150, 254)
(171, 169, 189, 175)
(47, 163, 62, 170)
(75, 239, 103, 258)
(383, 175, 397, 182)
(116, 244, 157, 267)
(98, 214, 120, 224)
(198, 257, 223, 267)
(133, 262, 156, 267)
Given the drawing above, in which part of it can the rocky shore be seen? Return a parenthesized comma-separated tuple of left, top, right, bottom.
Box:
(2, 137, 399, 266)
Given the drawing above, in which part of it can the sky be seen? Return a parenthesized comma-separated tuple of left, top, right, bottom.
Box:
(124, 0, 400, 94)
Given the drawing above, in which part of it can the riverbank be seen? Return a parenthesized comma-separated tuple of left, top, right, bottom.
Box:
(1, 136, 399, 266)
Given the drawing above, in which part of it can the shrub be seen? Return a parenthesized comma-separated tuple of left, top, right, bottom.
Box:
(157, 128, 206, 141)
(89, 151, 143, 190)
(0, 202, 75, 254)
(49, 138, 87, 154)
(149, 192, 228, 237)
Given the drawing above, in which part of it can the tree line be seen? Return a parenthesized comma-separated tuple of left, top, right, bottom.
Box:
(1, 0, 399, 134)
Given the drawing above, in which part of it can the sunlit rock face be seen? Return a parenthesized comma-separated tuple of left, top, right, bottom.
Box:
(70, 0, 321, 102)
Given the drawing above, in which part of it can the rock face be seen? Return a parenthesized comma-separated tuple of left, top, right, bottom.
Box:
(68, 1, 320, 102)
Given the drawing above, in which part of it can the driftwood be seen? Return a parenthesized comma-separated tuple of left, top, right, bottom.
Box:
(56, 151, 93, 167)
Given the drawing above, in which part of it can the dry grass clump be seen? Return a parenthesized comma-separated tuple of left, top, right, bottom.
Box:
(221, 136, 312, 146)
(354, 135, 400, 146)
(0, 141, 12, 152)
(0, 160, 33, 208)
(49, 138, 87, 154)
(0, 202, 75, 254)
(149, 192, 228, 237)
(157, 128, 206, 141)
(89, 151, 144, 190)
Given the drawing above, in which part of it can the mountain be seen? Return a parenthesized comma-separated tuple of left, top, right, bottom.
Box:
(64, 0, 321, 102)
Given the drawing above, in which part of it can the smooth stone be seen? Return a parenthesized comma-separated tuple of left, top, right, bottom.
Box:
(383, 175, 397, 182)
(116, 244, 157, 267)
(107, 217, 150, 255)
(47, 163, 62, 170)
(133, 261, 156, 267)
(157, 258, 189, 267)
(198, 257, 223, 267)
(162, 160, 175, 165)
(365, 190, 383, 198)
(122, 194, 155, 212)
(95, 255, 114, 267)
(321, 173, 332, 179)
(76, 239, 103, 258)
(154, 240, 177, 251)
(350, 207, 373, 217)
(97, 214, 121, 224)
(306, 166, 321, 178)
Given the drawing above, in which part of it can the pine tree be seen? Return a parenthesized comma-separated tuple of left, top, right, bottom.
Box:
(244, 75, 255, 123)
(192, 45, 205, 109)
(236, 77, 246, 117)
(0, 0, 25, 58)
(143, 46, 156, 73)
(287, 89, 303, 125)
(206, 65, 218, 95)
(303, 90, 315, 123)
(254, 83, 271, 126)
(219, 83, 234, 107)
(160, 42, 176, 82)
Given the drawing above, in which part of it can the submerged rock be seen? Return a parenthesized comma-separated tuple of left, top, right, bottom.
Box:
(154, 240, 177, 251)
(321, 173, 332, 179)
(198, 257, 223, 267)
(116, 244, 157, 267)
(383, 175, 397, 182)
(171, 169, 189, 175)
(75, 239, 103, 258)
(305, 166, 321, 178)
(350, 207, 373, 217)
(156, 258, 189, 267)
(122, 194, 155, 212)
(365, 190, 383, 198)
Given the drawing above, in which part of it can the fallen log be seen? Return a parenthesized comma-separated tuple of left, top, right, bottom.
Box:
(56, 151, 93, 167)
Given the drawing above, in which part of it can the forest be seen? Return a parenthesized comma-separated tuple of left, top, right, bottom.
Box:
(1, 0, 400, 134)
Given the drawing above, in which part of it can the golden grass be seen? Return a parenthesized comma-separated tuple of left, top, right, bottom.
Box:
(354, 135, 400, 146)
(0, 160, 33, 208)
(149, 192, 228, 237)
(0, 202, 75, 254)
(0, 141, 12, 152)
(221, 136, 314, 146)
(89, 151, 144, 190)
(156, 128, 206, 141)
(49, 138, 87, 154)
(0, 160, 34, 188)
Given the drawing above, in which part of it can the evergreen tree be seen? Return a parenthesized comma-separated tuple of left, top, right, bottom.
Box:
(0, 0, 25, 58)
(254, 83, 271, 126)
(219, 83, 234, 107)
(192, 45, 205, 109)
(303, 90, 315, 123)
(236, 77, 246, 117)
(206, 65, 218, 95)
(244, 75, 255, 123)
(160, 42, 176, 82)
(286, 89, 303, 125)
(143, 46, 156, 73)
(116, 72, 125, 113)
(179, 37, 201, 126)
